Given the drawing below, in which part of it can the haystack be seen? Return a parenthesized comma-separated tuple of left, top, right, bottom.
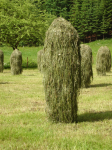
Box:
(42, 17, 81, 123)
(0, 50, 4, 73)
(96, 46, 111, 75)
(37, 49, 44, 72)
(80, 44, 93, 87)
(10, 49, 22, 75)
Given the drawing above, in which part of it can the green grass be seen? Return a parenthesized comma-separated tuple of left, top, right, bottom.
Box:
(0, 39, 112, 150)
(1, 38, 112, 69)
(0, 68, 112, 150)
(85, 38, 112, 64)
(0, 46, 43, 68)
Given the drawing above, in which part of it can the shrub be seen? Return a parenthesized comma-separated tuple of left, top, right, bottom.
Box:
(10, 49, 23, 75)
(96, 46, 111, 75)
(80, 44, 93, 87)
(42, 17, 81, 123)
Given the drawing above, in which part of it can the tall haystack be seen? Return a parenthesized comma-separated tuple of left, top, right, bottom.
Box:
(0, 50, 4, 73)
(80, 44, 93, 88)
(42, 17, 81, 123)
(10, 49, 22, 75)
(37, 49, 44, 72)
(96, 46, 111, 75)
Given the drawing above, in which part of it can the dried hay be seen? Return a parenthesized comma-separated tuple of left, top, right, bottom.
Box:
(80, 44, 93, 88)
(0, 50, 4, 73)
(37, 49, 44, 72)
(42, 17, 81, 123)
(96, 46, 111, 76)
(10, 49, 23, 75)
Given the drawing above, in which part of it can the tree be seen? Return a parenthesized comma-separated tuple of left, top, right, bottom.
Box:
(104, 0, 112, 36)
(80, 0, 90, 42)
(0, 0, 51, 49)
(45, 0, 73, 20)
(99, 0, 108, 39)
(92, 0, 101, 40)
(70, 0, 83, 39)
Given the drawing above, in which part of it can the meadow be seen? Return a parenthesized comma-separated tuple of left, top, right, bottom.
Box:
(0, 39, 112, 150)
(0, 46, 43, 69)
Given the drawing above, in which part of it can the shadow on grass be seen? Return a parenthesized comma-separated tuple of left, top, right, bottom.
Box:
(0, 82, 9, 84)
(78, 111, 112, 122)
(90, 83, 112, 88)
(23, 74, 36, 76)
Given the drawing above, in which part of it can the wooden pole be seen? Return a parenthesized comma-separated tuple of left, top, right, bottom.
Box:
(27, 57, 28, 68)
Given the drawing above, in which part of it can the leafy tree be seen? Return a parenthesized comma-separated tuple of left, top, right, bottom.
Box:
(0, 0, 52, 49)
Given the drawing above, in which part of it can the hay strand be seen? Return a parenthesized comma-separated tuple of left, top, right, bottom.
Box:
(10, 49, 23, 75)
(42, 17, 81, 123)
(37, 49, 44, 72)
(80, 44, 93, 88)
(96, 46, 111, 76)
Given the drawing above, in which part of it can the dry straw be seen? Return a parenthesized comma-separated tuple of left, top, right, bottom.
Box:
(37, 49, 44, 72)
(96, 46, 111, 76)
(80, 44, 93, 87)
(42, 17, 81, 123)
(10, 49, 23, 75)
(0, 50, 4, 73)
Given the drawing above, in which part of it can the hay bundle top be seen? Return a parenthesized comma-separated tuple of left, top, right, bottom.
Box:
(44, 17, 79, 50)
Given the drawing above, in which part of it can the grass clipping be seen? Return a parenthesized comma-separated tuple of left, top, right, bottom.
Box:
(42, 17, 81, 123)
(80, 44, 93, 87)
(10, 49, 23, 75)
(0, 50, 4, 73)
(96, 46, 111, 76)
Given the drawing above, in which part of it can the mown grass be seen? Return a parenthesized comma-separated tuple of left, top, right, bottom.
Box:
(0, 39, 112, 149)
(0, 67, 112, 150)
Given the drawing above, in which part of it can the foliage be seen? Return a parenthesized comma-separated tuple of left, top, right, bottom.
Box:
(70, 0, 112, 41)
(0, 0, 112, 45)
(45, 0, 73, 20)
(0, 50, 4, 72)
(42, 17, 81, 123)
(80, 44, 93, 87)
(10, 49, 23, 75)
(0, 0, 54, 49)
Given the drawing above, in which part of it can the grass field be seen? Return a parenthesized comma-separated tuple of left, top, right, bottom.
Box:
(0, 39, 112, 149)
(0, 46, 43, 68)
(0, 38, 112, 68)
